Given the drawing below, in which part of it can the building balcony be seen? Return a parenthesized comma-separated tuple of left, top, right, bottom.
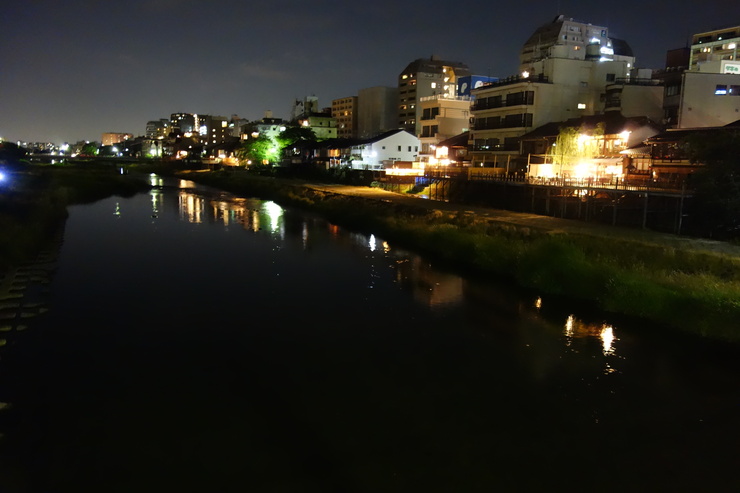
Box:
(418, 94, 471, 102)
(473, 74, 550, 91)
(609, 78, 663, 87)
(470, 143, 520, 152)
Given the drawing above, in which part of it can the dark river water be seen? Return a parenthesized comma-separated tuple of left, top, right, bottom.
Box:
(0, 175, 737, 492)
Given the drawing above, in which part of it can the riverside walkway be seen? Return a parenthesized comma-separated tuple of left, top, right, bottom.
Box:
(302, 183, 740, 258)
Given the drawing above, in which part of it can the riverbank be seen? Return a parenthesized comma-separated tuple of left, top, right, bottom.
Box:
(171, 168, 740, 343)
(0, 165, 150, 270)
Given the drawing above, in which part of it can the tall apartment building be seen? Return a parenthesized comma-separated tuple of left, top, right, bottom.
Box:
(332, 96, 358, 139)
(689, 25, 740, 72)
(469, 15, 637, 167)
(357, 86, 398, 139)
(397, 56, 471, 136)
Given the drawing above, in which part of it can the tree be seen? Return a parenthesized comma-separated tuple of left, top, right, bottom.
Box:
(686, 130, 740, 238)
(548, 124, 602, 176)
(276, 126, 317, 148)
(236, 135, 280, 165)
(80, 143, 99, 156)
(0, 141, 28, 166)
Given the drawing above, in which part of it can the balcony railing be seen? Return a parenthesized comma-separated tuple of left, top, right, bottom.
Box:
(418, 94, 471, 102)
(472, 73, 550, 91)
(609, 78, 663, 86)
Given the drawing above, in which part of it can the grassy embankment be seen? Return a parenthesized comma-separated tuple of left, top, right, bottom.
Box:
(0, 164, 150, 271)
(168, 167, 740, 343)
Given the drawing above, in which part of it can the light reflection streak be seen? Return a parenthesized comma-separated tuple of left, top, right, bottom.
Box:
(179, 192, 204, 223)
(263, 201, 284, 235)
(369, 234, 376, 252)
(601, 325, 615, 355)
(562, 315, 620, 365)
(150, 190, 161, 216)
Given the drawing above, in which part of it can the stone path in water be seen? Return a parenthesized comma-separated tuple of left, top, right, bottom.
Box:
(0, 237, 62, 424)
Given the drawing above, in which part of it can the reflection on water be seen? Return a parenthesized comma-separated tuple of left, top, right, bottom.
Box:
(564, 313, 618, 355)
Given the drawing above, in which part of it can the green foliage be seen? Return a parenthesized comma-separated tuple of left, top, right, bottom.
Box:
(80, 143, 99, 156)
(237, 136, 280, 165)
(276, 126, 317, 147)
(548, 123, 604, 171)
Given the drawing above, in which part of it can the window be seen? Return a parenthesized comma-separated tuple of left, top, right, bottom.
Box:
(665, 84, 681, 97)
(578, 103, 587, 109)
(408, 146, 412, 152)
(606, 73, 616, 82)
(730, 85, 740, 95)
(716, 85, 728, 95)
(398, 145, 401, 151)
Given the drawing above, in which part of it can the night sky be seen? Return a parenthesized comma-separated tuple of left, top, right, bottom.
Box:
(2, 0, 739, 144)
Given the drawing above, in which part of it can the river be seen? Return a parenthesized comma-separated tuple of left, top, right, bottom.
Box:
(0, 175, 737, 492)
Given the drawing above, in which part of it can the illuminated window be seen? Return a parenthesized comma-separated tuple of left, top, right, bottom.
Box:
(715, 85, 728, 95)
(577, 103, 587, 109)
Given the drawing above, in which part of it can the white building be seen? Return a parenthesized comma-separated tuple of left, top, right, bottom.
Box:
(350, 129, 420, 170)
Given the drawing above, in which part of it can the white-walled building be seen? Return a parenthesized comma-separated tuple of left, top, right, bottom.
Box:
(350, 129, 420, 170)
(677, 71, 740, 128)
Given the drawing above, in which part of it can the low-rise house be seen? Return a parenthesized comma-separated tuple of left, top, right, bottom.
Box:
(432, 131, 471, 166)
(520, 113, 661, 181)
(643, 119, 740, 182)
(293, 129, 420, 170)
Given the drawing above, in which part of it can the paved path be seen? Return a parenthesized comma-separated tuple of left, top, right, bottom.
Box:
(303, 183, 740, 258)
